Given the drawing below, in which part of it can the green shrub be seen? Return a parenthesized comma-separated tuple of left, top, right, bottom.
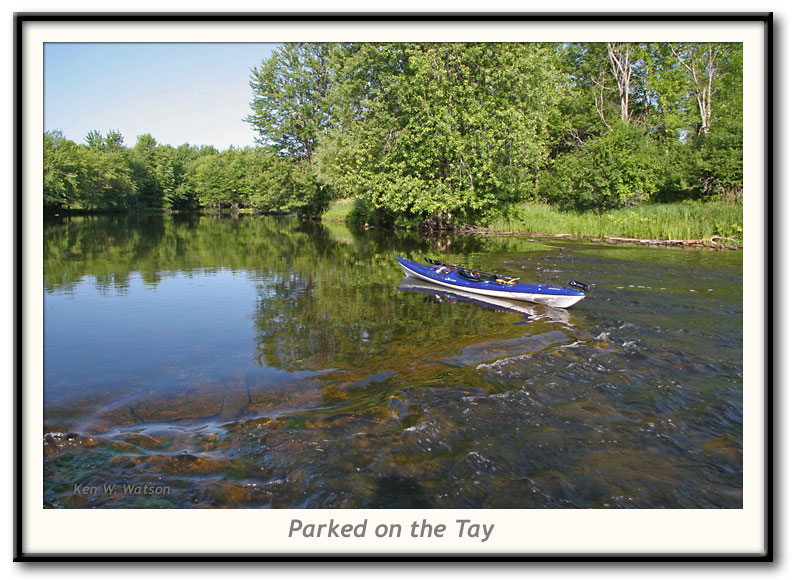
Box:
(540, 123, 662, 213)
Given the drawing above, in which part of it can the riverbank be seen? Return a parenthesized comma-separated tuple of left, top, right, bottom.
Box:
(322, 199, 743, 249)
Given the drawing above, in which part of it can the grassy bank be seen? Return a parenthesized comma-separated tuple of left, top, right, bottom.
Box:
(484, 201, 742, 245)
(321, 198, 359, 223)
(323, 199, 743, 247)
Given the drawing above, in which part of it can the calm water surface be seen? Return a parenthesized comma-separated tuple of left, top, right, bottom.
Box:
(43, 215, 743, 508)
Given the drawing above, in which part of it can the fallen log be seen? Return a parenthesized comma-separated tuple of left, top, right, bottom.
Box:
(457, 227, 741, 249)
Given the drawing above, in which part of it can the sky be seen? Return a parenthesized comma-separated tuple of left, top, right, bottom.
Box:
(44, 42, 277, 150)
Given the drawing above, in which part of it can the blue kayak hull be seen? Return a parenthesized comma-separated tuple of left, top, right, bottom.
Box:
(397, 257, 586, 309)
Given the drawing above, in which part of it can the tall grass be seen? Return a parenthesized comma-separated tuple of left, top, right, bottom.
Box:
(321, 198, 358, 222)
(485, 201, 743, 244)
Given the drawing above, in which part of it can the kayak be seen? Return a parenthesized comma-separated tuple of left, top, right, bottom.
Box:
(396, 256, 587, 309)
(397, 277, 571, 323)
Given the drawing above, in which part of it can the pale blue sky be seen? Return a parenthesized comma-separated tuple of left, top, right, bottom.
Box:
(44, 43, 277, 150)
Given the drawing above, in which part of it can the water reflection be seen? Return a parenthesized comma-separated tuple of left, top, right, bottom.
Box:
(43, 215, 743, 509)
(397, 277, 571, 324)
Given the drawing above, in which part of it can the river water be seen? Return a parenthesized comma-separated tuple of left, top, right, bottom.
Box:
(43, 215, 743, 508)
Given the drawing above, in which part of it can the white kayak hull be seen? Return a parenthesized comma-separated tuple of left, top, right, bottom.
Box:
(398, 277, 571, 323)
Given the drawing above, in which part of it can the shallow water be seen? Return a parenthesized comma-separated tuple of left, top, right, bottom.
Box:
(43, 215, 742, 508)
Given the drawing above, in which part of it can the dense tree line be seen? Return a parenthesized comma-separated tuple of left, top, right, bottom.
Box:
(43, 130, 323, 216)
(44, 42, 743, 225)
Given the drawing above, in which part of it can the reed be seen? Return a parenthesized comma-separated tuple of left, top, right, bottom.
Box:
(485, 201, 743, 244)
(321, 198, 358, 222)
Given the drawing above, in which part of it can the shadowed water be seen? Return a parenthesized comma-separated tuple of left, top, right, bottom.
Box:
(43, 215, 742, 508)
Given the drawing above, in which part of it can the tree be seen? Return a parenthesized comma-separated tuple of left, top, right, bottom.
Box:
(43, 131, 83, 211)
(84, 129, 104, 149)
(85, 129, 125, 151)
(540, 122, 661, 213)
(652, 43, 743, 199)
(246, 43, 334, 162)
(576, 42, 647, 131)
(186, 150, 227, 210)
(246, 43, 337, 217)
(162, 144, 200, 211)
(688, 124, 743, 201)
(255, 156, 329, 217)
(668, 43, 718, 135)
(77, 140, 135, 210)
(639, 43, 694, 140)
(129, 133, 163, 209)
(606, 42, 635, 124)
(319, 43, 569, 226)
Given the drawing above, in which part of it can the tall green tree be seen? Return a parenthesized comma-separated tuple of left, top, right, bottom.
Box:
(85, 129, 126, 152)
(129, 133, 164, 209)
(77, 140, 135, 210)
(186, 149, 227, 210)
(246, 43, 337, 217)
(563, 42, 650, 133)
(43, 131, 83, 211)
(641, 43, 696, 140)
(320, 43, 569, 226)
(667, 43, 720, 136)
(649, 43, 743, 199)
(161, 144, 200, 211)
(246, 43, 334, 162)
